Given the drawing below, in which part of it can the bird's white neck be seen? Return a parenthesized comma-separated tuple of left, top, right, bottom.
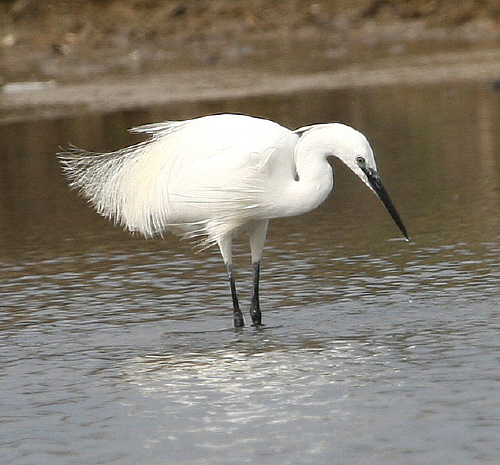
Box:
(291, 137, 334, 213)
(268, 137, 333, 219)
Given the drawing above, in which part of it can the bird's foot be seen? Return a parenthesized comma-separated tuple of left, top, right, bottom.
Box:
(250, 306, 262, 327)
(233, 309, 244, 328)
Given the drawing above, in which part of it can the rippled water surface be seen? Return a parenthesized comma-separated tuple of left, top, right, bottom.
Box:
(1, 83, 500, 464)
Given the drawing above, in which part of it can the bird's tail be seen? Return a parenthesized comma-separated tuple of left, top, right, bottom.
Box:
(58, 142, 155, 234)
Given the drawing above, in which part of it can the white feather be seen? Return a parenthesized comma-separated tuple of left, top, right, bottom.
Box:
(59, 114, 296, 244)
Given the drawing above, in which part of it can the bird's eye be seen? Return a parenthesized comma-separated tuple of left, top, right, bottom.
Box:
(356, 156, 366, 166)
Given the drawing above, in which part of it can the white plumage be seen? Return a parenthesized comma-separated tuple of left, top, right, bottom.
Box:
(59, 113, 408, 327)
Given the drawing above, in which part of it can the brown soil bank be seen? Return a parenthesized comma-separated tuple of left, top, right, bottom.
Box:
(2, 0, 500, 83)
(2, 0, 500, 121)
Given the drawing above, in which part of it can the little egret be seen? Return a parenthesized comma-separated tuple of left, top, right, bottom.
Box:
(59, 113, 408, 327)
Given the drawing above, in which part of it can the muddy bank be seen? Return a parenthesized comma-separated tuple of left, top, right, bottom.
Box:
(2, 0, 500, 121)
(2, 0, 500, 82)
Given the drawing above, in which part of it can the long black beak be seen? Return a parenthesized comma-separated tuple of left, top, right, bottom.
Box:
(362, 167, 409, 241)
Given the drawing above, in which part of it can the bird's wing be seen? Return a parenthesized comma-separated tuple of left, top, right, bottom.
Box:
(60, 115, 295, 242)
(135, 115, 298, 243)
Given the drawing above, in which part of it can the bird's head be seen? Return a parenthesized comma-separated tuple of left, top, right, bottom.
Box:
(296, 123, 409, 240)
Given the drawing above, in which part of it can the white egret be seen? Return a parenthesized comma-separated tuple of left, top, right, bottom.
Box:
(59, 113, 408, 328)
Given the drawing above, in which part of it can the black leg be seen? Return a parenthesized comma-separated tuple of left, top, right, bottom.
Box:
(250, 261, 262, 326)
(227, 264, 244, 328)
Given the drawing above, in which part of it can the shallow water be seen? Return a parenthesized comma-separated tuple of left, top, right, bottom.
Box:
(1, 82, 500, 464)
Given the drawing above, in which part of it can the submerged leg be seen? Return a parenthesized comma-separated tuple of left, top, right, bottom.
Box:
(227, 263, 244, 328)
(249, 261, 262, 326)
(218, 236, 244, 328)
